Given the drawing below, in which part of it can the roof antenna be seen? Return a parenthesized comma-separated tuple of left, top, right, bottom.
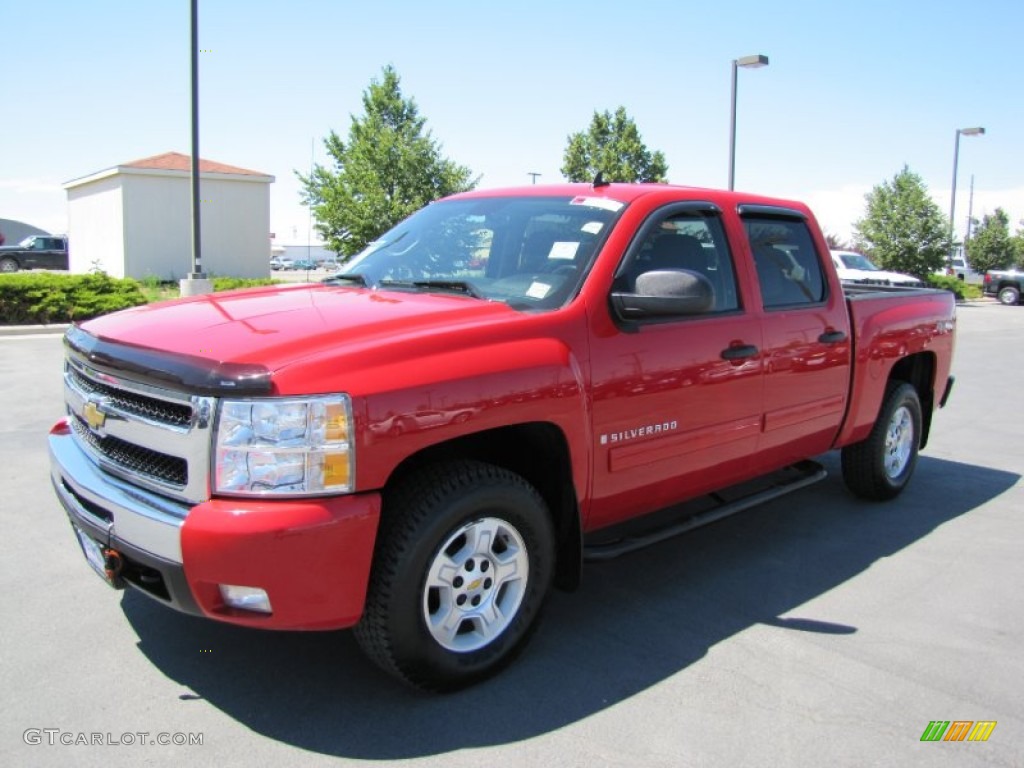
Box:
(593, 171, 610, 188)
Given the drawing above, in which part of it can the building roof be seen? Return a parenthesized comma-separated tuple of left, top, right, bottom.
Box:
(121, 151, 269, 177)
(64, 151, 274, 190)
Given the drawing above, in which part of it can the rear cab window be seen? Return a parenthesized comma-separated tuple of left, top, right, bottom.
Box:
(741, 209, 828, 309)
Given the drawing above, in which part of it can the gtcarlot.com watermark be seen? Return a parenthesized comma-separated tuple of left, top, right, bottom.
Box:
(24, 729, 203, 747)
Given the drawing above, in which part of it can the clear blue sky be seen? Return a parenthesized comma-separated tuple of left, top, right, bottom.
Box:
(2, 0, 1021, 245)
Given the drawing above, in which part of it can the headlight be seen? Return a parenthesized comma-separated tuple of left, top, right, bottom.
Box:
(214, 395, 354, 496)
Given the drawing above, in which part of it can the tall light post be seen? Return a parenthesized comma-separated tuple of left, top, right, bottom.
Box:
(181, 0, 212, 296)
(728, 54, 769, 191)
(948, 126, 985, 266)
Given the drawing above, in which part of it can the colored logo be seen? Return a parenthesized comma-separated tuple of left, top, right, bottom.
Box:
(83, 399, 107, 431)
(920, 721, 996, 742)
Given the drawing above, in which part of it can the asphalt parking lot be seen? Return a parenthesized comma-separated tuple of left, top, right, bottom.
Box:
(0, 301, 1020, 767)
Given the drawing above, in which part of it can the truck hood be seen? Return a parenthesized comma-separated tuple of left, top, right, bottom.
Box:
(78, 283, 520, 378)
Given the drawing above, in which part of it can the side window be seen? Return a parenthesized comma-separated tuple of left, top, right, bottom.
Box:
(615, 212, 740, 313)
(744, 217, 827, 308)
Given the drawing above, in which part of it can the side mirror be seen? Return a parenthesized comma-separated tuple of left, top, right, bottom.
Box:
(611, 269, 715, 319)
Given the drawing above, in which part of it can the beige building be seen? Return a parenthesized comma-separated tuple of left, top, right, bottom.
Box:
(64, 152, 274, 279)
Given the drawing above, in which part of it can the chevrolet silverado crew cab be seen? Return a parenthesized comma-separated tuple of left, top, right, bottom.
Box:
(49, 182, 956, 690)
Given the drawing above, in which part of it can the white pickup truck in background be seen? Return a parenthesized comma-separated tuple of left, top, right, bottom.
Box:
(830, 250, 922, 287)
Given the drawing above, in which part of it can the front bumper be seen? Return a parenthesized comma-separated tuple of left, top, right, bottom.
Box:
(49, 421, 381, 630)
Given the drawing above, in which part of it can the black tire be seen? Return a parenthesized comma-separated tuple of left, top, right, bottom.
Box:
(354, 460, 555, 691)
(997, 285, 1020, 306)
(841, 382, 922, 501)
(0, 257, 18, 273)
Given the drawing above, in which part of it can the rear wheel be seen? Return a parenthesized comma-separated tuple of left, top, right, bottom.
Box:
(354, 460, 555, 691)
(997, 285, 1020, 306)
(0, 257, 18, 273)
(842, 382, 922, 501)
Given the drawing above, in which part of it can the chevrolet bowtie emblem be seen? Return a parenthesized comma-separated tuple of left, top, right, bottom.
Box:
(83, 399, 107, 431)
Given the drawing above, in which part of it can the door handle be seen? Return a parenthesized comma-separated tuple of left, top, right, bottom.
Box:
(721, 344, 759, 361)
(818, 330, 847, 344)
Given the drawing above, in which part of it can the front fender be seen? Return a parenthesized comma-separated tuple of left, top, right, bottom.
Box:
(351, 337, 591, 494)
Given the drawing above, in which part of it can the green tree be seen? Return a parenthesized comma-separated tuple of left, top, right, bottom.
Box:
(298, 66, 477, 257)
(966, 208, 1015, 273)
(561, 107, 668, 183)
(853, 166, 948, 278)
(824, 232, 851, 251)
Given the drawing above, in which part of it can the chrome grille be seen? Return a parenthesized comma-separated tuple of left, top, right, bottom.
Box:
(64, 357, 216, 504)
(70, 415, 188, 487)
(68, 365, 193, 427)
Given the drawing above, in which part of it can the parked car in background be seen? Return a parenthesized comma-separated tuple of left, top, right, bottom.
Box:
(983, 267, 1024, 305)
(942, 254, 982, 284)
(0, 235, 69, 272)
(291, 259, 319, 271)
(270, 257, 293, 271)
(830, 250, 922, 287)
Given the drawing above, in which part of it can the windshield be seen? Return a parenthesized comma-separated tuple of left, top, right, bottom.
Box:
(336, 195, 624, 310)
(17, 236, 38, 248)
(839, 253, 879, 271)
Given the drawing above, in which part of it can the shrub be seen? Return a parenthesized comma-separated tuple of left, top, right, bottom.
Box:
(212, 277, 280, 292)
(926, 273, 966, 299)
(0, 273, 148, 325)
(925, 274, 982, 301)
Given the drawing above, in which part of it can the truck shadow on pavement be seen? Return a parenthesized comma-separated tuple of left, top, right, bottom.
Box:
(123, 453, 1018, 759)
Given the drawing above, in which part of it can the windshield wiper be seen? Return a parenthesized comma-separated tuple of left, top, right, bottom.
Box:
(380, 279, 484, 299)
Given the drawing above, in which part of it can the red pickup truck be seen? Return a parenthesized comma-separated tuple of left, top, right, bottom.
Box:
(49, 182, 956, 690)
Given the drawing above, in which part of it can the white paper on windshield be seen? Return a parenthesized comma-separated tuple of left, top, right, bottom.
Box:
(549, 242, 579, 260)
(570, 196, 624, 212)
(527, 282, 552, 299)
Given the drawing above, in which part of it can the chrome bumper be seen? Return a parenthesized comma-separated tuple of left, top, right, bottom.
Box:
(49, 428, 189, 564)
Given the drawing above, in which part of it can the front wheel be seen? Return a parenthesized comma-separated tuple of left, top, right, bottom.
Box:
(841, 382, 922, 501)
(0, 257, 19, 273)
(354, 460, 555, 691)
(997, 285, 1020, 306)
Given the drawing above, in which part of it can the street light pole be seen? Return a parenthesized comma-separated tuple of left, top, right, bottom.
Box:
(190, 0, 202, 279)
(965, 174, 975, 245)
(948, 126, 985, 267)
(181, 0, 212, 296)
(728, 54, 769, 191)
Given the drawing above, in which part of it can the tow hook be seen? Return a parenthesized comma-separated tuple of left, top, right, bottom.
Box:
(103, 548, 125, 586)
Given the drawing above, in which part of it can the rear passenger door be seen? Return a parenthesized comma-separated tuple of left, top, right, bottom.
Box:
(741, 206, 852, 469)
(587, 203, 764, 530)
(39, 238, 66, 270)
